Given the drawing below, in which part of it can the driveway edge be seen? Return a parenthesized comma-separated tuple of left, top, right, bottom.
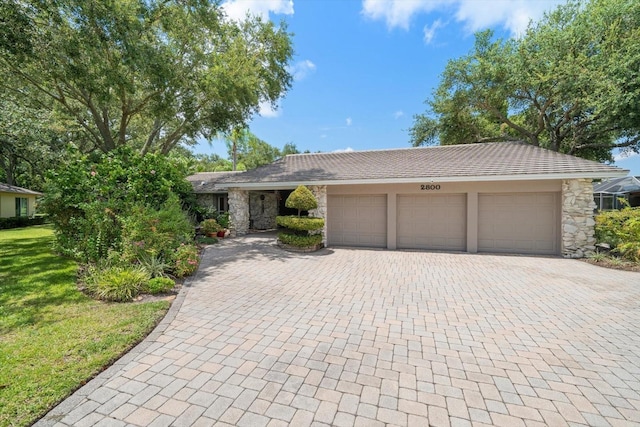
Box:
(33, 247, 204, 426)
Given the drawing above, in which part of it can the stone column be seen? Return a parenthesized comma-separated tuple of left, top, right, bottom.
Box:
(308, 185, 327, 244)
(561, 179, 596, 258)
(228, 188, 249, 236)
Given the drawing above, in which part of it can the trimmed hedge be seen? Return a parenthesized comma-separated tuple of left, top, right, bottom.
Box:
(286, 185, 317, 214)
(278, 232, 323, 247)
(276, 215, 325, 231)
(0, 217, 46, 230)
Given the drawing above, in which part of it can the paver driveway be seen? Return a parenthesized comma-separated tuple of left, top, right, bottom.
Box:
(38, 234, 640, 427)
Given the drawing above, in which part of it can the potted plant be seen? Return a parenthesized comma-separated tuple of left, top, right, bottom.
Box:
(201, 218, 222, 237)
(216, 212, 231, 238)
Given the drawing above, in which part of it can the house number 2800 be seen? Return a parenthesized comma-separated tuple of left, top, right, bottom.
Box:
(420, 184, 441, 190)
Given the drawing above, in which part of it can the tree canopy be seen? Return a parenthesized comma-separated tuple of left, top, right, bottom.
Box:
(0, 0, 294, 155)
(409, 0, 640, 162)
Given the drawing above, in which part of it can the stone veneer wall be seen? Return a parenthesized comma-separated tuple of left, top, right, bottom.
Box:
(228, 189, 249, 236)
(562, 179, 596, 258)
(249, 192, 278, 230)
(307, 185, 327, 244)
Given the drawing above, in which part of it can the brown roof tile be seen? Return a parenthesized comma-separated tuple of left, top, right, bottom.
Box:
(207, 142, 627, 188)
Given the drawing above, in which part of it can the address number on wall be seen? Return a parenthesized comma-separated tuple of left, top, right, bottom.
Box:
(420, 184, 441, 190)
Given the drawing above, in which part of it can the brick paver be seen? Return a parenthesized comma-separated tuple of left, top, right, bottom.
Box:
(36, 233, 640, 426)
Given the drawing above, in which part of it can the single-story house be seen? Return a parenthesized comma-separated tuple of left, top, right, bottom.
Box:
(191, 142, 627, 258)
(186, 171, 244, 215)
(593, 175, 640, 210)
(0, 183, 42, 218)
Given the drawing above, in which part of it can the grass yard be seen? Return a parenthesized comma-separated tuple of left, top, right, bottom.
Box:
(0, 225, 170, 427)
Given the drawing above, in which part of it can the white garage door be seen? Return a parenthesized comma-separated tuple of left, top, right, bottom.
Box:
(478, 192, 559, 255)
(327, 195, 387, 247)
(397, 194, 466, 251)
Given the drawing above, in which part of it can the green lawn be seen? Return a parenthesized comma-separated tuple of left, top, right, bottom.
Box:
(0, 225, 170, 427)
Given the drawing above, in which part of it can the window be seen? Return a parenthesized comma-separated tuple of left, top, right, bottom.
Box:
(218, 196, 228, 212)
(15, 197, 28, 217)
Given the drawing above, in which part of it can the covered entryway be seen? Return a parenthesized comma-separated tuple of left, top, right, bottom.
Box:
(478, 192, 560, 255)
(327, 195, 386, 247)
(396, 194, 466, 251)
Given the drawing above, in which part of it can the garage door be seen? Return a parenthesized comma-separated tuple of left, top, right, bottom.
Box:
(327, 195, 387, 247)
(478, 192, 559, 255)
(397, 194, 466, 251)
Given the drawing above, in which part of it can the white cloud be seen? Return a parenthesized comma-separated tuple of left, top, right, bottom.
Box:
(346, 117, 352, 126)
(258, 101, 281, 118)
(222, 0, 294, 21)
(333, 147, 355, 153)
(288, 60, 316, 81)
(393, 110, 404, 119)
(423, 19, 444, 44)
(362, 0, 564, 36)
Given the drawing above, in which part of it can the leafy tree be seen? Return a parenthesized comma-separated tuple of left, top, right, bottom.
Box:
(0, 0, 294, 155)
(0, 90, 66, 189)
(281, 143, 300, 156)
(191, 154, 234, 173)
(410, 0, 640, 162)
(222, 128, 283, 170)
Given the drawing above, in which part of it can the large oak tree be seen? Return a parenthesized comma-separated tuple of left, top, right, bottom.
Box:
(0, 0, 294, 155)
(409, 0, 640, 162)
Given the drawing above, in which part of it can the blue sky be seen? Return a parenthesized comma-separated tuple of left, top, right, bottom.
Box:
(192, 0, 640, 176)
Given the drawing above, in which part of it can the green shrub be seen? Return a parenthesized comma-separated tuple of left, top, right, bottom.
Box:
(595, 207, 640, 262)
(138, 254, 169, 278)
(146, 277, 175, 294)
(84, 265, 150, 302)
(173, 244, 199, 277)
(41, 146, 195, 262)
(121, 195, 194, 265)
(216, 211, 230, 228)
(278, 233, 323, 247)
(276, 215, 325, 231)
(196, 235, 218, 245)
(201, 218, 222, 234)
(286, 185, 317, 216)
(0, 216, 46, 229)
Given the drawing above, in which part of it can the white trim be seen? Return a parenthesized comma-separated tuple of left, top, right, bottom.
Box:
(221, 171, 627, 190)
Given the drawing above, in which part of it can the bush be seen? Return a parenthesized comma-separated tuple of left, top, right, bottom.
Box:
(84, 265, 150, 302)
(41, 146, 195, 262)
(0, 216, 46, 230)
(595, 207, 640, 262)
(145, 277, 175, 295)
(286, 185, 317, 215)
(216, 211, 230, 229)
(196, 235, 218, 245)
(138, 254, 169, 278)
(173, 244, 199, 277)
(201, 218, 222, 234)
(278, 233, 323, 247)
(276, 215, 325, 231)
(120, 195, 194, 266)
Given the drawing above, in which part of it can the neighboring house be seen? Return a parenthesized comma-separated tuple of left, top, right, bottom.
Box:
(186, 171, 244, 215)
(197, 142, 627, 258)
(0, 183, 42, 218)
(593, 176, 640, 210)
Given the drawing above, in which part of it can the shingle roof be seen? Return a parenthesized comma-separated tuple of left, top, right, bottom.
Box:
(0, 183, 42, 195)
(186, 171, 244, 193)
(593, 176, 640, 194)
(214, 142, 626, 188)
